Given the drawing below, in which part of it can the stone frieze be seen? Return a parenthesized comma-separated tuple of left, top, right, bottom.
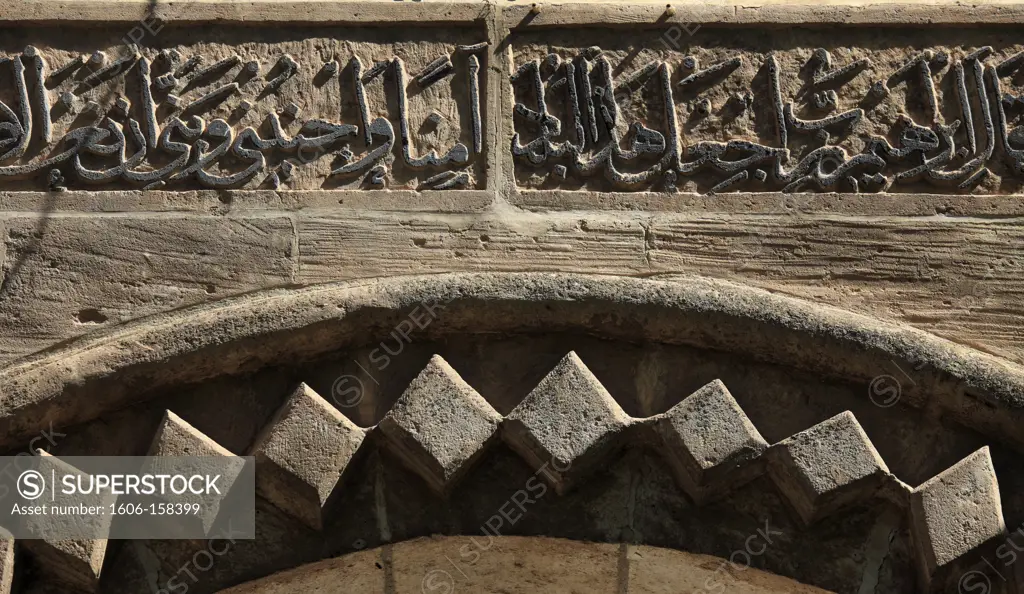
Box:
(511, 28, 1024, 193)
(0, 30, 486, 191)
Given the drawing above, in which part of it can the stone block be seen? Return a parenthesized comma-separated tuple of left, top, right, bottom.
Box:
(248, 384, 366, 530)
(379, 354, 502, 494)
(910, 447, 1006, 591)
(768, 411, 889, 524)
(504, 351, 631, 493)
(655, 379, 768, 502)
(146, 411, 244, 536)
(22, 453, 111, 593)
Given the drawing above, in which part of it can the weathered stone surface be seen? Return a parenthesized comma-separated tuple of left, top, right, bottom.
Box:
(217, 544, 386, 594)
(295, 211, 1024, 368)
(0, 215, 295, 366)
(148, 410, 234, 458)
(6, 15, 1024, 197)
(296, 212, 647, 284)
(0, 279, 1014, 592)
(5, 211, 1023, 370)
(0, 2, 1023, 592)
(220, 536, 830, 594)
(0, 530, 13, 594)
(22, 454, 111, 593)
(627, 541, 831, 594)
(507, 15, 1024, 197)
(146, 410, 243, 536)
(2, 273, 1020, 453)
(654, 379, 768, 502)
(910, 447, 1006, 590)
(379, 354, 501, 493)
(504, 351, 631, 493)
(0, 30, 486, 192)
(248, 383, 366, 530)
(768, 411, 890, 524)
(23, 538, 106, 593)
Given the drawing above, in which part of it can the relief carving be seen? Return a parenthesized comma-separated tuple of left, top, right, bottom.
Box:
(12, 28, 1024, 196)
(0, 2, 1022, 591)
(510, 30, 1024, 194)
(0, 33, 486, 191)
(0, 348, 1005, 592)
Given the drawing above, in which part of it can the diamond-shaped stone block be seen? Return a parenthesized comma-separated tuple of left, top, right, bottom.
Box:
(248, 383, 366, 530)
(146, 411, 244, 536)
(769, 411, 889, 524)
(380, 355, 501, 494)
(504, 351, 630, 494)
(24, 537, 106, 593)
(655, 380, 768, 502)
(910, 447, 1006, 591)
(23, 453, 111, 592)
(148, 410, 234, 458)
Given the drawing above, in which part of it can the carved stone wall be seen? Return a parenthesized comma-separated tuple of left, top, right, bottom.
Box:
(0, 2, 1023, 593)
(0, 3, 1022, 368)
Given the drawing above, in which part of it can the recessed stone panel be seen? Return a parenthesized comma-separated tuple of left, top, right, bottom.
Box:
(509, 26, 1024, 195)
(0, 25, 486, 191)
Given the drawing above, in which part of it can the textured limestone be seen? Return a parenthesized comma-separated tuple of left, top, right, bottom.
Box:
(1, 273, 1021, 454)
(146, 410, 243, 536)
(910, 447, 1006, 591)
(626, 541, 832, 594)
(220, 536, 831, 594)
(148, 410, 234, 458)
(654, 379, 768, 502)
(503, 351, 632, 493)
(0, 531, 12, 594)
(378, 354, 502, 493)
(0, 30, 486, 192)
(2, 211, 1023, 369)
(22, 537, 107, 594)
(217, 544, 386, 593)
(0, 2, 1022, 592)
(248, 383, 366, 530)
(768, 411, 891, 525)
(0, 215, 296, 365)
(1, 366, 1010, 592)
(507, 30, 1024, 195)
(21, 454, 111, 593)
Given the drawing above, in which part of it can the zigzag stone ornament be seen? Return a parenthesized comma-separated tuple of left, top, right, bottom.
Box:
(0, 40, 486, 191)
(21, 351, 999, 593)
(653, 378, 768, 503)
(0, 1, 1022, 594)
(0, 272, 1019, 593)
